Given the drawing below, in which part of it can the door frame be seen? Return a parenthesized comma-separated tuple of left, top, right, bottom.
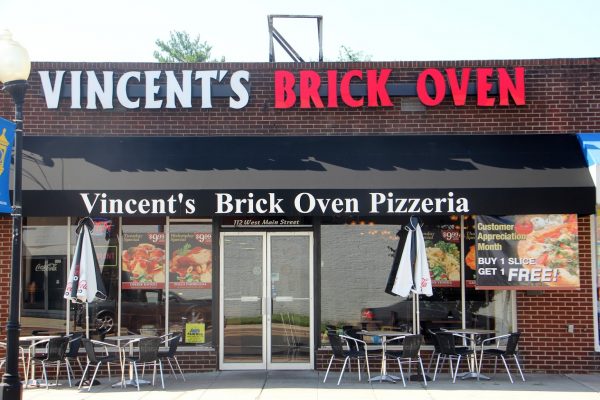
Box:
(219, 231, 314, 370)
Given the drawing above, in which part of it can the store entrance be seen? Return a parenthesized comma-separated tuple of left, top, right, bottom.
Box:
(219, 232, 313, 370)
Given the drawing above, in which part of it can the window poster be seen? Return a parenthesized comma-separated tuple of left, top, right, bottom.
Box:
(475, 214, 579, 290)
(121, 232, 166, 289)
(169, 232, 212, 289)
(423, 221, 461, 287)
(463, 216, 477, 287)
(185, 322, 206, 344)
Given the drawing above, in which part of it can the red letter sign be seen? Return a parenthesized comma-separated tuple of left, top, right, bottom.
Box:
(274, 70, 296, 109)
(476, 68, 495, 106)
(446, 68, 471, 106)
(327, 70, 338, 108)
(367, 69, 393, 107)
(299, 70, 324, 108)
(340, 70, 364, 107)
(498, 67, 525, 106)
(417, 68, 446, 106)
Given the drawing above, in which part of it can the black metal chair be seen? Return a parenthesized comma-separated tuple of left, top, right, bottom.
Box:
(432, 332, 473, 383)
(478, 332, 525, 383)
(158, 332, 185, 381)
(427, 329, 469, 374)
(0, 341, 27, 375)
(64, 332, 84, 376)
(323, 331, 371, 385)
(125, 337, 164, 390)
(78, 338, 122, 391)
(386, 334, 427, 387)
(29, 336, 71, 389)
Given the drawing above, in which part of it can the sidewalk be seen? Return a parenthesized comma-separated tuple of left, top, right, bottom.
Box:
(22, 371, 600, 400)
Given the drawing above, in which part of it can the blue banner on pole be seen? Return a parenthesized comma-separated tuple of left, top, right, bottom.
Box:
(0, 118, 15, 214)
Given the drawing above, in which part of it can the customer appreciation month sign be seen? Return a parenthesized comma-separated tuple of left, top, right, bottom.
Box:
(475, 215, 579, 290)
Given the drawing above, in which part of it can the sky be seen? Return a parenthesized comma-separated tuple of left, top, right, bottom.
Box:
(1, 0, 599, 63)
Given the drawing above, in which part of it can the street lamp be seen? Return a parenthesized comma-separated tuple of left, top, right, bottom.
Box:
(0, 30, 31, 400)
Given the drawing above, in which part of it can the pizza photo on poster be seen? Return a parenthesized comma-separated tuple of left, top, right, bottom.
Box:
(169, 232, 212, 289)
(475, 214, 579, 290)
(422, 219, 462, 287)
(121, 232, 166, 289)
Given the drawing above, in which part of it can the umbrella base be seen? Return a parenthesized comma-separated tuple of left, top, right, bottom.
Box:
(76, 379, 101, 387)
(369, 374, 400, 383)
(410, 373, 432, 382)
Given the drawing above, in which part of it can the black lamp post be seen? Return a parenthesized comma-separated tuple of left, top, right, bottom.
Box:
(0, 30, 31, 400)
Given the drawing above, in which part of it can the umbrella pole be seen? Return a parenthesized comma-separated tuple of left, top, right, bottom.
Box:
(86, 303, 90, 338)
(414, 294, 420, 335)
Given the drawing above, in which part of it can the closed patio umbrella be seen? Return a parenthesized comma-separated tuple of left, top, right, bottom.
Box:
(64, 217, 107, 338)
(385, 216, 432, 334)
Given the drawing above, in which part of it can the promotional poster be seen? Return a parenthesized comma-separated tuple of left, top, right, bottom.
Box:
(475, 214, 579, 290)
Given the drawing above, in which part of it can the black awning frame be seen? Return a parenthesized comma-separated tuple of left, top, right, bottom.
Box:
(21, 134, 595, 217)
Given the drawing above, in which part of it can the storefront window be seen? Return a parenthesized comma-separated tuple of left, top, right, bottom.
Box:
(321, 222, 401, 337)
(168, 221, 213, 347)
(320, 216, 514, 347)
(22, 217, 68, 335)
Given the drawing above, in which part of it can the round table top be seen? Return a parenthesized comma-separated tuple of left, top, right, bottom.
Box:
(360, 330, 411, 337)
(446, 328, 496, 335)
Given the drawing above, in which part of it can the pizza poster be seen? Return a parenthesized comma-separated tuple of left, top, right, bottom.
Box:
(475, 215, 579, 290)
(422, 221, 462, 287)
(169, 232, 212, 289)
(121, 232, 166, 289)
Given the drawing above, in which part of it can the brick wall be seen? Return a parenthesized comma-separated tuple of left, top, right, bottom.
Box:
(516, 216, 600, 373)
(0, 58, 598, 374)
(0, 59, 599, 136)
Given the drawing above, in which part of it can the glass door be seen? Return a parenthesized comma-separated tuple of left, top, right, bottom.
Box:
(220, 232, 313, 370)
(268, 233, 312, 369)
(220, 233, 266, 368)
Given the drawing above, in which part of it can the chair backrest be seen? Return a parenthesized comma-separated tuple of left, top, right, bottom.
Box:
(65, 332, 84, 358)
(44, 337, 70, 362)
(81, 338, 101, 364)
(343, 328, 365, 351)
(165, 333, 181, 357)
(428, 330, 442, 352)
(327, 331, 346, 358)
(401, 334, 422, 359)
(504, 332, 521, 356)
(136, 337, 161, 363)
(435, 332, 458, 356)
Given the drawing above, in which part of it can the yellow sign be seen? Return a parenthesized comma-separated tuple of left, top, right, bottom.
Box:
(185, 322, 205, 344)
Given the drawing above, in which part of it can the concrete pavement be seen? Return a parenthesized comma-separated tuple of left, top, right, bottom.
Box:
(22, 371, 600, 400)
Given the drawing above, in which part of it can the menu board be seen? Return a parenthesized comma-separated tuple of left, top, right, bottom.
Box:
(169, 232, 212, 289)
(121, 232, 166, 289)
(475, 214, 579, 290)
(423, 221, 461, 287)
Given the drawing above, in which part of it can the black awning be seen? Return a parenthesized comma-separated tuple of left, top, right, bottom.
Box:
(21, 134, 595, 217)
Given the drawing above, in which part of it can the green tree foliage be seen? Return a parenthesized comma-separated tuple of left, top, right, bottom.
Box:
(153, 30, 224, 62)
(337, 45, 372, 62)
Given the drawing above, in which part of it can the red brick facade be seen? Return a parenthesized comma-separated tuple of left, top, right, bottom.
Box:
(0, 58, 599, 374)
